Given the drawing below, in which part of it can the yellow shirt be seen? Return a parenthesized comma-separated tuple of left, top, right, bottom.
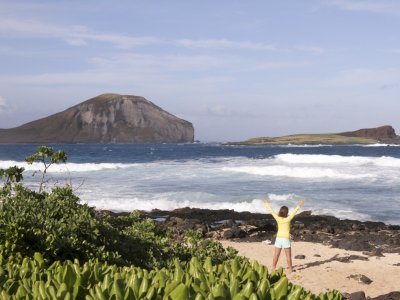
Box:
(263, 202, 301, 239)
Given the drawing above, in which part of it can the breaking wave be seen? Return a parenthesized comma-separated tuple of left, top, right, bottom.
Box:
(274, 154, 400, 168)
(0, 160, 138, 173)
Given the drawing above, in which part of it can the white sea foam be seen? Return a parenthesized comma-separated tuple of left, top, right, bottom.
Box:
(274, 154, 400, 167)
(221, 165, 374, 180)
(83, 196, 294, 214)
(278, 144, 333, 148)
(268, 193, 299, 202)
(83, 192, 299, 214)
(362, 143, 400, 147)
(0, 160, 138, 173)
(312, 208, 371, 222)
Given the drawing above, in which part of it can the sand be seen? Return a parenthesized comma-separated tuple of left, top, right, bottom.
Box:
(221, 240, 400, 297)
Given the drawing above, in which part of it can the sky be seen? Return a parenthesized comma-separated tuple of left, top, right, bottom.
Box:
(0, 0, 399, 142)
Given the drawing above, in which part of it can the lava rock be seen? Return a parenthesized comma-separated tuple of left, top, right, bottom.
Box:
(343, 291, 366, 300)
(347, 274, 373, 285)
(370, 292, 400, 300)
(223, 228, 247, 239)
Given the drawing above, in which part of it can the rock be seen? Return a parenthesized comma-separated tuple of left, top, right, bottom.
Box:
(347, 274, 373, 285)
(339, 125, 397, 140)
(314, 254, 321, 257)
(223, 228, 247, 239)
(370, 292, 400, 300)
(294, 255, 306, 259)
(0, 93, 194, 144)
(332, 238, 373, 252)
(337, 255, 369, 263)
(343, 291, 366, 300)
(145, 208, 400, 254)
(165, 217, 205, 235)
(362, 249, 385, 257)
(323, 225, 335, 234)
(296, 210, 312, 217)
(223, 219, 236, 228)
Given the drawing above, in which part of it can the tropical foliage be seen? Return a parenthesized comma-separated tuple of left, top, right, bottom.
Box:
(0, 252, 342, 299)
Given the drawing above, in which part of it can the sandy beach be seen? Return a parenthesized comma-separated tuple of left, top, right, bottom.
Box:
(221, 240, 400, 298)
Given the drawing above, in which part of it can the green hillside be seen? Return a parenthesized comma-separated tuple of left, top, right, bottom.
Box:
(238, 134, 377, 145)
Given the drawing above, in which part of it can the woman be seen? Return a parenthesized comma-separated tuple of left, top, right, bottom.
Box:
(262, 198, 304, 273)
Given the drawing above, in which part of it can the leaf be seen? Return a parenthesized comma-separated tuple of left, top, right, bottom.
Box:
(33, 253, 44, 267)
(168, 283, 189, 300)
(273, 277, 288, 300)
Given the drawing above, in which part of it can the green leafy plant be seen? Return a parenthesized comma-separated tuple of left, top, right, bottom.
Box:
(0, 251, 342, 300)
(25, 146, 67, 193)
(183, 229, 239, 264)
(0, 166, 24, 197)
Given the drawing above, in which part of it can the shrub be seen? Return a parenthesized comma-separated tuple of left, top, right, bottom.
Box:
(0, 146, 237, 269)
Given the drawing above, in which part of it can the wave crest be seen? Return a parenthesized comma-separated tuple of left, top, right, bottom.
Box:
(0, 160, 138, 173)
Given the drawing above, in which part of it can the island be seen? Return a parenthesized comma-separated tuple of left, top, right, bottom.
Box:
(0, 93, 194, 144)
(234, 125, 400, 145)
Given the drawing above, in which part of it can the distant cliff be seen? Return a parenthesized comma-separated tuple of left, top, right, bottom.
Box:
(0, 93, 194, 144)
(235, 125, 400, 145)
(339, 125, 397, 141)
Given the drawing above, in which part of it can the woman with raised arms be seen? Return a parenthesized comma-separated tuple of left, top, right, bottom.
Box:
(262, 198, 305, 273)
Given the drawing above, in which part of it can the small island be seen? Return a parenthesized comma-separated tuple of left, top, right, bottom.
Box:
(0, 93, 194, 144)
(234, 125, 400, 145)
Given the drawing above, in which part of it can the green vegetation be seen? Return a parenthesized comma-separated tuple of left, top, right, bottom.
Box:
(0, 146, 343, 299)
(25, 145, 67, 193)
(0, 253, 342, 300)
(0, 146, 236, 269)
(239, 134, 377, 145)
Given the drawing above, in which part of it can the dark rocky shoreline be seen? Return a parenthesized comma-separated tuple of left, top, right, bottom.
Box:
(138, 207, 400, 254)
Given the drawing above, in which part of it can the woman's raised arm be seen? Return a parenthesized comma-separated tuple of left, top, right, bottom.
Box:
(262, 198, 279, 219)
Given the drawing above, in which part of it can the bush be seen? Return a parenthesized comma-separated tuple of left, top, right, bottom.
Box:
(0, 146, 237, 269)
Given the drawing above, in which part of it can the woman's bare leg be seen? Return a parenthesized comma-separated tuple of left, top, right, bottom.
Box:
(284, 248, 293, 273)
(272, 248, 281, 272)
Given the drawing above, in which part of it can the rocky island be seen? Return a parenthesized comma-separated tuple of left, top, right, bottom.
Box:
(0, 93, 194, 144)
(235, 125, 400, 145)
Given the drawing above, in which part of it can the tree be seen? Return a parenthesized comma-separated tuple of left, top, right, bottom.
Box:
(25, 146, 67, 193)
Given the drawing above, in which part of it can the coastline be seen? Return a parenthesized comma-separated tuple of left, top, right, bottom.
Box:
(139, 207, 400, 254)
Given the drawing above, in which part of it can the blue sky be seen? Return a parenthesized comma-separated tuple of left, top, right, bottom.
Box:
(0, 0, 399, 141)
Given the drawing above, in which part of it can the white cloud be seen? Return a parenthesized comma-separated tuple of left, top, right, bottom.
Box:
(176, 39, 277, 51)
(379, 83, 400, 90)
(90, 53, 231, 71)
(385, 49, 400, 54)
(0, 49, 312, 88)
(322, 68, 400, 87)
(294, 45, 325, 55)
(0, 17, 324, 54)
(0, 96, 7, 112)
(326, 0, 400, 15)
(196, 105, 261, 118)
(251, 60, 311, 70)
(0, 18, 162, 48)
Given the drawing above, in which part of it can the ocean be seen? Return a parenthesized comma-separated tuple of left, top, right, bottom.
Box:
(0, 143, 399, 225)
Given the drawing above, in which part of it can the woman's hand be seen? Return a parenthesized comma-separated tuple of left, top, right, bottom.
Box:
(297, 199, 305, 207)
